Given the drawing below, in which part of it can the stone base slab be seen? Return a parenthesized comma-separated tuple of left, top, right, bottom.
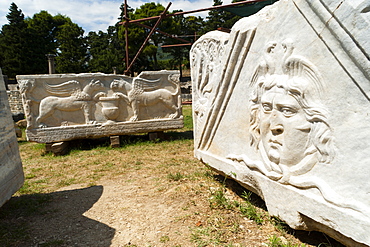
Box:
(26, 118, 183, 143)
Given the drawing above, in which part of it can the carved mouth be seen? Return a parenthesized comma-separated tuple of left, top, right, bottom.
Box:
(269, 139, 282, 149)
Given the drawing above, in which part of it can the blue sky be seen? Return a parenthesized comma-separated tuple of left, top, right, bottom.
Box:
(0, 0, 229, 34)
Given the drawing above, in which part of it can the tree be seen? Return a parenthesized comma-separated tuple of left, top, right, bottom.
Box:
(119, 2, 182, 73)
(157, 12, 205, 75)
(53, 15, 87, 73)
(0, 3, 29, 78)
(86, 25, 125, 73)
(1, 3, 88, 76)
(26, 10, 58, 74)
(204, 0, 242, 33)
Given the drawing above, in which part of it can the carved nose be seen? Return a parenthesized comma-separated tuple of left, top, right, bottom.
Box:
(270, 111, 283, 135)
(271, 125, 284, 135)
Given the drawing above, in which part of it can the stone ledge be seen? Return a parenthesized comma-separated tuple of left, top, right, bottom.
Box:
(26, 118, 184, 143)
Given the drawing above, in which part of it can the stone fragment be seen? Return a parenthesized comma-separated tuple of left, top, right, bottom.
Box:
(16, 71, 183, 143)
(110, 136, 120, 148)
(51, 142, 70, 156)
(14, 124, 22, 138)
(190, 0, 370, 246)
(0, 68, 24, 207)
(16, 119, 27, 129)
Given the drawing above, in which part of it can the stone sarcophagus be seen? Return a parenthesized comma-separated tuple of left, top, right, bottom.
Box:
(191, 0, 370, 246)
(17, 71, 183, 143)
(0, 68, 24, 207)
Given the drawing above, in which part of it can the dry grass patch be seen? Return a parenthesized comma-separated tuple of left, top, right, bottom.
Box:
(0, 105, 344, 247)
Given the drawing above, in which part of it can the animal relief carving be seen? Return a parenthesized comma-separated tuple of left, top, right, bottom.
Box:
(36, 79, 105, 127)
(16, 72, 183, 143)
(127, 73, 181, 121)
(18, 79, 36, 129)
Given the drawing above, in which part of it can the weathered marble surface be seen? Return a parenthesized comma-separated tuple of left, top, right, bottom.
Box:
(17, 71, 183, 143)
(190, 0, 370, 246)
(0, 68, 24, 207)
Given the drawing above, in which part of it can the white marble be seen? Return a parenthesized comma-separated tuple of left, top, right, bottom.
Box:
(17, 71, 183, 143)
(0, 68, 24, 207)
(191, 0, 370, 246)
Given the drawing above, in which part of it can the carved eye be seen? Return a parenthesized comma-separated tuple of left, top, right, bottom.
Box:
(262, 103, 272, 112)
(280, 107, 296, 117)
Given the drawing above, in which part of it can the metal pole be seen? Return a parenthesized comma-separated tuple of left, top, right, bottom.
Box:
(131, 20, 192, 44)
(124, 0, 130, 75)
(122, 0, 270, 24)
(161, 43, 192, 48)
(124, 2, 172, 74)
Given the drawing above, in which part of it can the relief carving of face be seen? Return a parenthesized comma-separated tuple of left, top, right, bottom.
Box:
(249, 41, 334, 174)
(258, 77, 311, 167)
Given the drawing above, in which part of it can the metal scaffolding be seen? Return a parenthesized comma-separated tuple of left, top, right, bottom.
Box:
(120, 0, 274, 74)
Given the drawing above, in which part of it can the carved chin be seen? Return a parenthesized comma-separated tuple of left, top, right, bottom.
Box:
(267, 149, 280, 165)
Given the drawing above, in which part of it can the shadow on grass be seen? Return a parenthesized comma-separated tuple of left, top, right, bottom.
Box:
(0, 186, 115, 247)
(212, 174, 345, 247)
(38, 130, 194, 155)
(164, 130, 193, 140)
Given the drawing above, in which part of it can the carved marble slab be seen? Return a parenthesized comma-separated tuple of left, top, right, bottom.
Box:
(17, 71, 183, 143)
(0, 68, 24, 207)
(191, 0, 370, 246)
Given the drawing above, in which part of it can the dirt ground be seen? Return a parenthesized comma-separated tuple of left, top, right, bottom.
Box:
(18, 170, 337, 247)
(24, 175, 280, 247)
(1, 128, 343, 247)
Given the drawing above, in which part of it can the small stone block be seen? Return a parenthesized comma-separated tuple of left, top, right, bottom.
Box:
(110, 136, 120, 148)
(51, 142, 69, 156)
(14, 125, 22, 138)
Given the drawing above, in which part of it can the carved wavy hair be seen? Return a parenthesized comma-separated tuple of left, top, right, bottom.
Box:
(249, 42, 335, 164)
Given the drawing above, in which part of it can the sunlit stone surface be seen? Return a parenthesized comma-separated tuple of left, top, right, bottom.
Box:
(0, 68, 24, 207)
(17, 71, 183, 143)
(191, 0, 370, 246)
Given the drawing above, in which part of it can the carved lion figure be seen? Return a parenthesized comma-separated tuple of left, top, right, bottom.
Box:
(36, 79, 105, 127)
(110, 76, 181, 121)
(128, 75, 181, 121)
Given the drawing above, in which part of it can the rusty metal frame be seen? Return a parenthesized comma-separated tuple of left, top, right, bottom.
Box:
(121, 0, 271, 74)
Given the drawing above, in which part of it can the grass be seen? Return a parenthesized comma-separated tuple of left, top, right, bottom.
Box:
(268, 235, 307, 247)
(2, 105, 344, 247)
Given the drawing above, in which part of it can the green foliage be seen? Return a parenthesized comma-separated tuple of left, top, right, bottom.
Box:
(270, 216, 292, 234)
(208, 179, 264, 225)
(86, 25, 124, 73)
(204, 0, 242, 33)
(267, 235, 306, 247)
(54, 15, 87, 73)
(0, 3, 29, 77)
(159, 235, 170, 242)
(209, 188, 234, 210)
(167, 172, 185, 181)
(238, 191, 264, 224)
(0, 1, 244, 76)
(26, 11, 58, 74)
(182, 105, 193, 130)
